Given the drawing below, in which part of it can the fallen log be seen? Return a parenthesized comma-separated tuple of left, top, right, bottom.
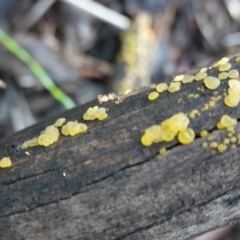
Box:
(0, 57, 240, 240)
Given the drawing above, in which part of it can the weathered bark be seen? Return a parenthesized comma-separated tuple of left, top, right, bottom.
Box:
(0, 60, 240, 240)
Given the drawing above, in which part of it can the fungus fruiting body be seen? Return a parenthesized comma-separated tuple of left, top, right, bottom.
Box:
(83, 106, 108, 121)
(148, 91, 159, 101)
(0, 157, 12, 168)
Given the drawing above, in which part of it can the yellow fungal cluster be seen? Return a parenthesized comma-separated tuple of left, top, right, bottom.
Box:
(141, 112, 195, 147)
(204, 76, 220, 90)
(0, 157, 12, 168)
(148, 91, 159, 101)
(54, 118, 66, 127)
(38, 125, 60, 147)
(62, 121, 87, 136)
(189, 109, 200, 119)
(168, 82, 181, 93)
(83, 106, 108, 121)
(194, 72, 207, 81)
(156, 83, 168, 92)
(216, 115, 237, 129)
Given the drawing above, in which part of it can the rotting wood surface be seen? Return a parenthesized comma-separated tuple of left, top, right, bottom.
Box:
(1, 59, 240, 240)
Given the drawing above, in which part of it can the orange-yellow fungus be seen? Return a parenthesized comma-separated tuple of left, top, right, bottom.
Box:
(228, 69, 239, 78)
(200, 130, 208, 137)
(168, 82, 181, 93)
(156, 83, 168, 92)
(218, 63, 231, 72)
(182, 75, 194, 84)
(224, 94, 240, 107)
(174, 75, 184, 82)
(159, 148, 166, 155)
(0, 157, 12, 168)
(217, 144, 227, 153)
(218, 72, 228, 80)
(194, 72, 207, 81)
(178, 128, 195, 144)
(204, 76, 220, 90)
(148, 91, 159, 101)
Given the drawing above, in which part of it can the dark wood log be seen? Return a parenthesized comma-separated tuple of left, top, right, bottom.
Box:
(1, 58, 240, 240)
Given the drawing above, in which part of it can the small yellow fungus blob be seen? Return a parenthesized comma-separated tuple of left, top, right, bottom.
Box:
(156, 83, 168, 92)
(220, 115, 237, 127)
(62, 121, 88, 137)
(27, 137, 39, 147)
(228, 79, 240, 89)
(168, 112, 190, 132)
(148, 91, 159, 101)
(189, 109, 199, 119)
(202, 142, 208, 148)
(182, 75, 194, 84)
(217, 144, 227, 153)
(178, 128, 195, 145)
(210, 142, 218, 148)
(200, 130, 208, 137)
(236, 56, 240, 62)
(230, 137, 237, 143)
(228, 132, 233, 137)
(207, 135, 216, 141)
(0, 157, 12, 168)
(174, 75, 184, 82)
(228, 69, 239, 78)
(141, 134, 153, 146)
(200, 67, 207, 73)
(83, 106, 108, 121)
(218, 57, 229, 65)
(194, 72, 207, 81)
(204, 76, 220, 90)
(228, 88, 240, 95)
(38, 125, 60, 147)
(168, 82, 181, 93)
(224, 94, 240, 107)
(208, 101, 215, 107)
(237, 134, 240, 140)
(218, 63, 231, 72)
(223, 138, 230, 145)
(218, 72, 228, 80)
(227, 126, 235, 132)
(54, 118, 66, 127)
(159, 148, 166, 155)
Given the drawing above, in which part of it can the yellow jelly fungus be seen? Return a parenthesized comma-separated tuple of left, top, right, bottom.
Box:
(200, 130, 208, 137)
(174, 75, 184, 82)
(237, 134, 240, 140)
(141, 133, 154, 146)
(83, 106, 108, 121)
(62, 121, 87, 137)
(218, 72, 228, 80)
(168, 112, 190, 132)
(228, 132, 233, 137)
(228, 79, 240, 89)
(202, 142, 208, 148)
(178, 128, 195, 144)
(230, 137, 237, 143)
(224, 94, 240, 107)
(21, 141, 28, 150)
(148, 91, 159, 101)
(236, 56, 240, 62)
(208, 101, 215, 107)
(27, 137, 39, 147)
(207, 135, 216, 141)
(38, 125, 60, 147)
(189, 109, 199, 119)
(54, 118, 66, 127)
(218, 63, 231, 72)
(194, 72, 207, 81)
(228, 88, 240, 95)
(220, 115, 237, 127)
(227, 126, 234, 132)
(156, 83, 168, 92)
(217, 144, 227, 153)
(228, 69, 239, 78)
(168, 82, 181, 93)
(200, 67, 207, 73)
(210, 142, 218, 148)
(218, 57, 229, 65)
(204, 76, 220, 90)
(159, 148, 166, 155)
(0, 157, 12, 168)
(223, 138, 230, 145)
(182, 75, 194, 84)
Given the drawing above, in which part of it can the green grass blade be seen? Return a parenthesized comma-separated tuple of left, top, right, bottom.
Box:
(0, 28, 76, 109)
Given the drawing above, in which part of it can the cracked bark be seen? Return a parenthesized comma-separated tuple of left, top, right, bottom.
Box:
(1, 58, 240, 240)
